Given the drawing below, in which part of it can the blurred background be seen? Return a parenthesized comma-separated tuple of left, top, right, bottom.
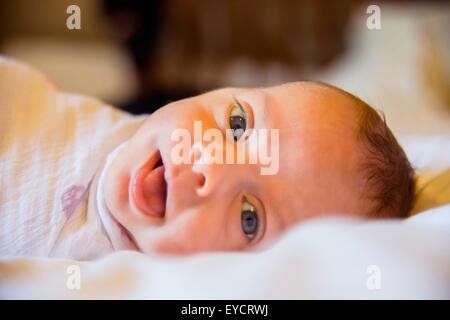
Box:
(0, 0, 449, 135)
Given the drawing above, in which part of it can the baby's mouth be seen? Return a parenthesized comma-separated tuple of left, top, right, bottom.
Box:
(130, 151, 167, 218)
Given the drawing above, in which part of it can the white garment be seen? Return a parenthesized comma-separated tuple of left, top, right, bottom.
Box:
(50, 142, 138, 259)
(95, 142, 137, 252)
(0, 56, 146, 260)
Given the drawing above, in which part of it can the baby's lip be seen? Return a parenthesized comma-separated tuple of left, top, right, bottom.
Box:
(129, 150, 167, 218)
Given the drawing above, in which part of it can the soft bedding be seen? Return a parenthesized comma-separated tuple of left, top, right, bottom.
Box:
(0, 204, 449, 299)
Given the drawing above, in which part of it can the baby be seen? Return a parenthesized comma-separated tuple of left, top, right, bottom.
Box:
(0, 58, 415, 259)
(103, 82, 416, 255)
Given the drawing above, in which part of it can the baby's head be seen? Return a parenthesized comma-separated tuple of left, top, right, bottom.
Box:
(104, 82, 415, 254)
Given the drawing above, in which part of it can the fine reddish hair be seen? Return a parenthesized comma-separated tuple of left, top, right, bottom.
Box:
(356, 101, 416, 218)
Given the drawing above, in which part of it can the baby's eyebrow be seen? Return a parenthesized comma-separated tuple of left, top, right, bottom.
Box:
(258, 90, 271, 125)
(233, 96, 246, 113)
(272, 205, 287, 232)
(259, 192, 287, 238)
(233, 95, 244, 111)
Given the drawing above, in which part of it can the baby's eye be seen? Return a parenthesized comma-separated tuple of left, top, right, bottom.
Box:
(229, 99, 248, 141)
(241, 197, 259, 240)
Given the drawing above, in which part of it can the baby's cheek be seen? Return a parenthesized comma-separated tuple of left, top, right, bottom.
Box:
(149, 233, 200, 255)
(145, 216, 223, 254)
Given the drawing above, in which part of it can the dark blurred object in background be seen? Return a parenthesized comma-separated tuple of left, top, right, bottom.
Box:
(104, 0, 185, 114)
(0, 0, 353, 114)
(103, 0, 352, 114)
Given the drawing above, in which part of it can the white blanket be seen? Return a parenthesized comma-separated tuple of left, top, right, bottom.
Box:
(1, 205, 449, 299)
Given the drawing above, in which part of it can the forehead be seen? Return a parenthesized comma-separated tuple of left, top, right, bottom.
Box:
(258, 83, 364, 227)
(262, 82, 361, 167)
(265, 82, 359, 124)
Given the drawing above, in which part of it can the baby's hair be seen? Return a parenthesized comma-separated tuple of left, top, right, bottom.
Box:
(308, 81, 416, 217)
(355, 100, 416, 218)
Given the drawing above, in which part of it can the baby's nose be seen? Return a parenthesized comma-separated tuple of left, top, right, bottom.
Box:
(165, 138, 247, 220)
(190, 142, 212, 196)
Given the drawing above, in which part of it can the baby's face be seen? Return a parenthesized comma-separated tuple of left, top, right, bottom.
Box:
(104, 82, 367, 254)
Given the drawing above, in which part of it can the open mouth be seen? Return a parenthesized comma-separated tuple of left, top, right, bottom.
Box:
(130, 151, 167, 218)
